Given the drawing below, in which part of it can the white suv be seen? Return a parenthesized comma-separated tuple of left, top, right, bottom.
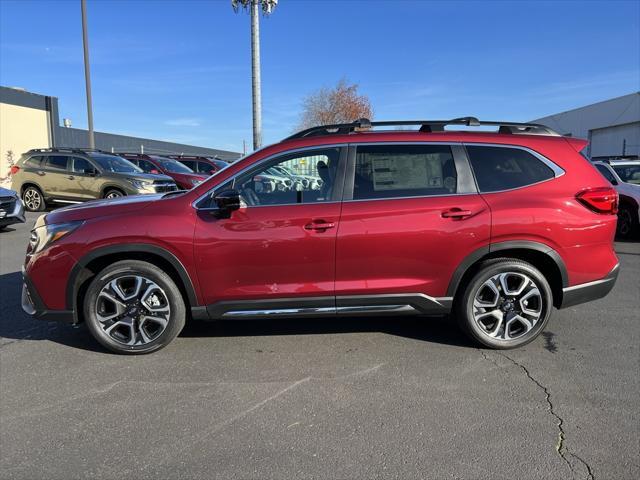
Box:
(593, 160, 640, 238)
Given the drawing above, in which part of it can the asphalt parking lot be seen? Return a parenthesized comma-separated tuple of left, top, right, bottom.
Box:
(1, 212, 638, 480)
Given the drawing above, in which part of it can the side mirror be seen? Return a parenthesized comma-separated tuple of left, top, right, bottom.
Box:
(199, 189, 241, 218)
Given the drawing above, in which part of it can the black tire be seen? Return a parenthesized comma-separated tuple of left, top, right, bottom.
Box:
(22, 185, 46, 212)
(454, 258, 553, 349)
(616, 204, 639, 239)
(83, 260, 186, 354)
(103, 188, 125, 199)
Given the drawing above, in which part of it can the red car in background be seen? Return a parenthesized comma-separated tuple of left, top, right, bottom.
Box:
(169, 155, 230, 176)
(118, 153, 208, 190)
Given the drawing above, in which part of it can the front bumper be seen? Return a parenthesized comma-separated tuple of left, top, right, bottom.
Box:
(0, 197, 26, 226)
(559, 263, 620, 309)
(21, 268, 74, 323)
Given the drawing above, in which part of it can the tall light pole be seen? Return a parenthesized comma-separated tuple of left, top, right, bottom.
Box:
(232, 0, 277, 150)
(81, 0, 95, 149)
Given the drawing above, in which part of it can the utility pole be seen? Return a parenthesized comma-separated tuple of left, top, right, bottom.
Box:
(81, 0, 95, 149)
(232, 0, 277, 151)
(250, 0, 261, 150)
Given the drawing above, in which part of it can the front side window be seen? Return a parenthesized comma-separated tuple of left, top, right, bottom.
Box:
(198, 162, 215, 174)
(45, 155, 69, 171)
(231, 148, 339, 206)
(466, 146, 555, 193)
(612, 164, 640, 185)
(353, 144, 457, 200)
(72, 157, 95, 173)
(138, 159, 159, 173)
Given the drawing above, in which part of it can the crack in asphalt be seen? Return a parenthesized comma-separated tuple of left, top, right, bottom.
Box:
(481, 350, 595, 480)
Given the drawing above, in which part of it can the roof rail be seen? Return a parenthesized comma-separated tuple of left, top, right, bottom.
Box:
(285, 117, 561, 140)
(26, 147, 113, 155)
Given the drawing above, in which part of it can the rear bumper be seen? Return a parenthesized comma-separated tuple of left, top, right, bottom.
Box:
(21, 268, 74, 323)
(559, 263, 619, 309)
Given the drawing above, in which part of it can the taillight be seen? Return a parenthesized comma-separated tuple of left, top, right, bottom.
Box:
(10, 165, 20, 175)
(576, 187, 618, 214)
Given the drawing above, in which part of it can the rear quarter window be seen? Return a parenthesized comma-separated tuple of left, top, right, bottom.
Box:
(466, 146, 555, 192)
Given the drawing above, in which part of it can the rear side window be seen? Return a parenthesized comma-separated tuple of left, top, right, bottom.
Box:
(353, 144, 457, 200)
(45, 155, 69, 171)
(466, 146, 554, 192)
(24, 155, 43, 167)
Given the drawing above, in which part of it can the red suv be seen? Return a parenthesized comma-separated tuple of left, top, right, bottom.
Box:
(118, 153, 208, 190)
(21, 118, 619, 354)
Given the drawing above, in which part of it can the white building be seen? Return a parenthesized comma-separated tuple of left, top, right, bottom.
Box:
(531, 92, 639, 161)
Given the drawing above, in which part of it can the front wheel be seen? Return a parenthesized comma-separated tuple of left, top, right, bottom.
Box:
(455, 259, 553, 349)
(22, 186, 46, 212)
(83, 260, 186, 354)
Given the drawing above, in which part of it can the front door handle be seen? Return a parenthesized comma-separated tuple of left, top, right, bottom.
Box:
(441, 208, 474, 219)
(36, 171, 45, 176)
(67, 175, 75, 180)
(304, 221, 336, 231)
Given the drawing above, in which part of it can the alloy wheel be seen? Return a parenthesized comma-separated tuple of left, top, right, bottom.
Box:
(23, 188, 41, 210)
(472, 272, 543, 340)
(105, 191, 123, 199)
(95, 275, 171, 346)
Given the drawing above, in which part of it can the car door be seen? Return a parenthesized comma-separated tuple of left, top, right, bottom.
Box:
(334, 143, 491, 313)
(194, 146, 347, 317)
(68, 156, 100, 199)
(42, 155, 72, 198)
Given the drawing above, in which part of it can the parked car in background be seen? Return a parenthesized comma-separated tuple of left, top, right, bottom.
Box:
(170, 155, 229, 176)
(268, 165, 323, 190)
(11, 148, 178, 211)
(0, 187, 25, 230)
(593, 160, 640, 238)
(21, 117, 619, 354)
(119, 153, 208, 190)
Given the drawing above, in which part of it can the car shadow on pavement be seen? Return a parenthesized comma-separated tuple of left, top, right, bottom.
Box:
(1, 270, 474, 353)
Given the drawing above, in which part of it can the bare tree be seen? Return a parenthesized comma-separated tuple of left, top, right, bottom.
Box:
(298, 79, 373, 130)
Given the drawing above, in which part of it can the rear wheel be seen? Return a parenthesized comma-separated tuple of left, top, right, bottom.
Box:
(22, 186, 46, 212)
(104, 188, 125, 199)
(617, 204, 639, 239)
(83, 260, 186, 354)
(455, 259, 553, 349)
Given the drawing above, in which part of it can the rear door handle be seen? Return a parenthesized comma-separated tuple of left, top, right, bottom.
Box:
(441, 208, 474, 219)
(304, 221, 336, 231)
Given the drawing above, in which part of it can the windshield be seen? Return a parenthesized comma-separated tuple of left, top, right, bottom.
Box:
(89, 153, 142, 173)
(151, 156, 194, 174)
(612, 165, 640, 185)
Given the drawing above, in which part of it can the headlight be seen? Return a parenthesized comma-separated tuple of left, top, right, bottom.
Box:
(127, 178, 152, 189)
(190, 178, 203, 187)
(28, 221, 84, 254)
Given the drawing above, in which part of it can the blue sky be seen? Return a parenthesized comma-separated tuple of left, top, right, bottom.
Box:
(1, 0, 638, 153)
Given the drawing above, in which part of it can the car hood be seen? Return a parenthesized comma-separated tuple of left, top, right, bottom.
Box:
(44, 193, 167, 224)
(0, 186, 18, 197)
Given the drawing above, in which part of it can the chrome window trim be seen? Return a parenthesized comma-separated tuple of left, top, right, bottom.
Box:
(191, 143, 346, 209)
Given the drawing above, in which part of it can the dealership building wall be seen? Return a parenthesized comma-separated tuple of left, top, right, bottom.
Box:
(531, 92, 640, 160)
(0, 86, 240, 179)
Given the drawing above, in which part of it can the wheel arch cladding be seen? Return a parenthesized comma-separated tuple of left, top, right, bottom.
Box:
(447, 241, 568, 308)
(67, 244, 198, 322)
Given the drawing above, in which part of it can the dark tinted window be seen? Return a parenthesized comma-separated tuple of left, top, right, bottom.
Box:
(45, 155, 69, 171)
(353, 144, 457, 200)
(179, 160, 196, 171)
(595, 164, 616, 184)
(466, 146, 554, 192)
(72, 157, 95, 173)
(198, 161, 215, 174)
(25, 155, 43, 167)
(138, 159, 158, 173)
